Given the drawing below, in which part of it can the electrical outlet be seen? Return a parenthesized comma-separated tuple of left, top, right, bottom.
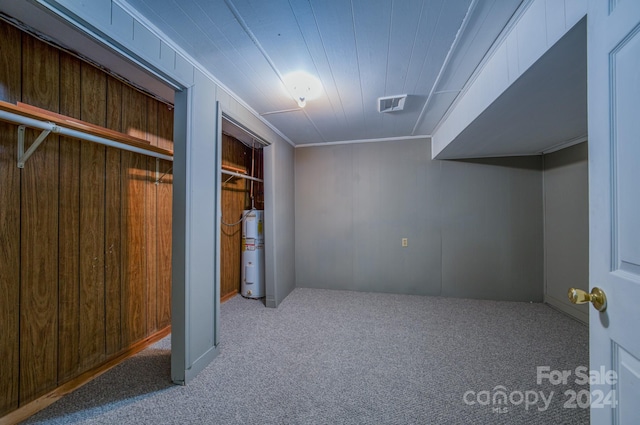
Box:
(402, 238, 408, 247)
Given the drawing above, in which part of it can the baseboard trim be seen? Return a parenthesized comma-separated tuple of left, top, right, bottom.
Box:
(545, 295, 589, 324)
(0, 326, 171, 425)
(220, 291, 238, 303)
(265, 295, 277, 308)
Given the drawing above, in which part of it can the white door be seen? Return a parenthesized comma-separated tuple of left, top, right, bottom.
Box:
(587, 0, 640, 423)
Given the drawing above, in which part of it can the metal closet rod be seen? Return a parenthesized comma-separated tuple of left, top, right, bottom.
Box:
(221, 168, 263, 183)
(0, 109, 174, 163)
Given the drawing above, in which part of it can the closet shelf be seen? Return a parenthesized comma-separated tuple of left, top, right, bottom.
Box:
(0, 100, 173, 167)
(221, 164, 247, 174)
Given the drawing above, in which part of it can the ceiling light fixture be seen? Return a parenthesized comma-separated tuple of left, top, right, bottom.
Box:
(282, 71, 322, 108)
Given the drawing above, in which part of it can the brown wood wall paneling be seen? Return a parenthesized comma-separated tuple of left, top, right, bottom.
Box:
(120, 85, 149, 348)
(146, 98, 159, 335)
(19, 34, 61, 405)
(156, 158, 173, 328)
(57, 54, 82, 385)
(105, 76, 123, 357)
(0, 22, 22, 417)
(0, 20, 174, 419)
(157, 104, 174, 151)
(78, 63, 107, 373)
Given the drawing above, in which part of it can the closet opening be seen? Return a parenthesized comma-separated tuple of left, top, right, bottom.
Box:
(219, 116, 268, 304)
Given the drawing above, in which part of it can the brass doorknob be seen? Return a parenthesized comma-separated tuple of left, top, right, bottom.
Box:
(568, 287, 607, 312)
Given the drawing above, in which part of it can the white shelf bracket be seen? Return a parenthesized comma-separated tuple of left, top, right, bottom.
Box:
(17, 124, 57, 168)
(155, 162, 173, 185)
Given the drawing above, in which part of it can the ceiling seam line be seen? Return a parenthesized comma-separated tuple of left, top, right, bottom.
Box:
(287, 0, 338, 141)
(411, 0, 480, 136)
(401, 1, 426, 94)
(115, 0, 295, 146)
(286, 0, 333, 115)
(301, 108, 327, 143)
(201, 12, 282, 103)
(184, 2, 275, 104)
(223, 0, 329, 143)
(431, 0, 532, 136)
(223, 0, 285, 83)
(349, 0, 366, 129)
(383, 0, 393, 96)
(152, 3, 282, 121)
(308, 1, 349, 125)
(411, 1, 443, 95)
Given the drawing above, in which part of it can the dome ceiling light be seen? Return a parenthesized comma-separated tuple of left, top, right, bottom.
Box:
(282, 71, 323, 108)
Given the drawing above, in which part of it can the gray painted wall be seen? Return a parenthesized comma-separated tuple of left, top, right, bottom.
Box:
(295, 139, 543, 302)
(543, 142, 589, 322)
(171, 72, 220, 384)
(264, 139, 296, 308)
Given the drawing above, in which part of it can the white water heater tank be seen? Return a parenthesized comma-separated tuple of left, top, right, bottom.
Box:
(241, 210, 264, 298)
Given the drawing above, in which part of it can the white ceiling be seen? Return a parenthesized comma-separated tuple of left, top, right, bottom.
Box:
(435, 17, 587, 159)
(1, 0, 588, 156)
(122, 0, 525, 145)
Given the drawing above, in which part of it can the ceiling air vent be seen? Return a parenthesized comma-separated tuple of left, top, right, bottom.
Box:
(378, 94, 407, 113)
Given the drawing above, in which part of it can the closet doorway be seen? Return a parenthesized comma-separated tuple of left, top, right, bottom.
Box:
(219, 115, 268, 304)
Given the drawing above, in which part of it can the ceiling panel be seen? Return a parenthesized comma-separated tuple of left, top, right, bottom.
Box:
(409, 1, 471, 95)
(181, 1, 282, 107)
(1, 0, 591, 159)
(285, 1, 347, 124)
(119, 0, 527, 145)
(351, 0, 392, 139)
(308, 0, 365, 134)
(384, 0, 429, 96)
(265, 109, 325, 144)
